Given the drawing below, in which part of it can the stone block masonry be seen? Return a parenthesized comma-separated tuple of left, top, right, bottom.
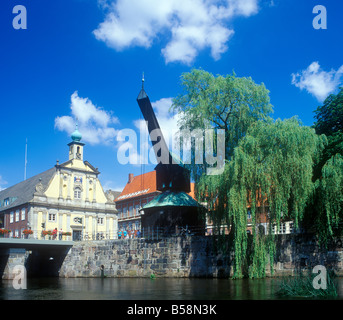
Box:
(59, 236, 232, 278)
(58, 234, 343, 278)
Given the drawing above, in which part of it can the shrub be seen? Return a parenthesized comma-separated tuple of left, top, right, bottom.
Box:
(277, 270, 338, 298)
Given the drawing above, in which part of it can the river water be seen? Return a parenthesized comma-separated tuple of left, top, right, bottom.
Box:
(1, 277, 343, 300)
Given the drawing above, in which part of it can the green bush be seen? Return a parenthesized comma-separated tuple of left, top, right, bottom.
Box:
(277, 270, 338, 298)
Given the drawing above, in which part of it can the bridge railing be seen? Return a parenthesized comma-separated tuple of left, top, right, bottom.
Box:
(139, 225, 207, 240)
(0, 225, 215, 242)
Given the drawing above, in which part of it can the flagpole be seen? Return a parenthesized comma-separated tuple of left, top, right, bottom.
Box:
(24, 138, 27, 180)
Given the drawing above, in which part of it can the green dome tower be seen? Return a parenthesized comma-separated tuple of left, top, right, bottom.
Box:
(68, 122, 85, 161)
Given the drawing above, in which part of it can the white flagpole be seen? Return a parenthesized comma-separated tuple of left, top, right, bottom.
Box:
(24, 138, 27, 180)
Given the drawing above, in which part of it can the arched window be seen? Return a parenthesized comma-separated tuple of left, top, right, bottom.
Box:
(74, 187, 82, 199)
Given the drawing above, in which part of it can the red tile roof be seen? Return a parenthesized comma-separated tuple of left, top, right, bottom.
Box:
(115, 171, 158, 202)
(114, 171, 196, 202)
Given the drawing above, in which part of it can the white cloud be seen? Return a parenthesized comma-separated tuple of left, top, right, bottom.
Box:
(93, 0, 259, 64)
(55, 91, 119, 145)
(292, 62, 343, 101)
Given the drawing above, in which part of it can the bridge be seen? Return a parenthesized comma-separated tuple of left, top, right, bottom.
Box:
(0, 238, 74, 279)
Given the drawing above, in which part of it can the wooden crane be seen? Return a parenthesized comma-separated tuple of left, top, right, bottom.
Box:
(136, 75, 190, 193)
(136, 75, 205, 236)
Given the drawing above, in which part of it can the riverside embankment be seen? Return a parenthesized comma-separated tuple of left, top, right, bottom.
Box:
(59, 234, 343, 278)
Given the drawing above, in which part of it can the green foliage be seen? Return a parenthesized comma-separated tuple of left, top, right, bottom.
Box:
(231, 118, 320, 222)
(313, 87, 343, 137)
(198, 118, 325, 278)
(248, 233, 268, 279)
(313, 88, 343, 179)
(172, 68, 273, 170)
(311, 154, 343, 246)
(306, 88, 343, 245)
(172, 69, 343, 279)
(277, 270, 338, 298)
(227, 119, 324, 277)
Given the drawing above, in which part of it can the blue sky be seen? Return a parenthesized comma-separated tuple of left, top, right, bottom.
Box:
(0, 0, 342, 192)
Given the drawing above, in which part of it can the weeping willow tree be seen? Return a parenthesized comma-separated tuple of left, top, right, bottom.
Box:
(230, 119, 325, 277)
(172, 68, 273, 168)
(171, 67, 273, 249)
(312, 88, 343, 180)
(197, 119, 326, 278)
(172, 69, 334, 278)
(310, 154, 343, 246)
(303, 88, 343, 246)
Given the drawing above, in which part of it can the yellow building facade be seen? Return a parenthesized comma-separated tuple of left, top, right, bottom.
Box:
(31, 126, 118, 240)
(0, 125, 118, 241)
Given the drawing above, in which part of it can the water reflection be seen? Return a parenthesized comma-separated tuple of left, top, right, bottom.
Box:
(0, 277, 342, 300)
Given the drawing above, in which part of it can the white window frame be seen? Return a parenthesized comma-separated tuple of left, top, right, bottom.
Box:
(21, 208, 25, 221)
(15, 210, 20, 222)
(48, 213, 56, 222)
(74, 187, 82, 199)
(272, 223, 276, 234)
(10, 211, 14, 223)
(282, 222, 286, 233)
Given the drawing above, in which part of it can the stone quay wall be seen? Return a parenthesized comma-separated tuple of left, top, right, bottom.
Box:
(59, 236, 223, 278)
(58, 234, 343, 278)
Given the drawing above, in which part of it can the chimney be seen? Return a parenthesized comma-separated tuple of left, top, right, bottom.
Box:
(128, 173, 134, 184)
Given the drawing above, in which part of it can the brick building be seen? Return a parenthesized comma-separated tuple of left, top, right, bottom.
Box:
(114, 171, 159, 238)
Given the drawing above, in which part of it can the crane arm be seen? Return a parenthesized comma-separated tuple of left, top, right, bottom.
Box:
(136, 83, 190, 193)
